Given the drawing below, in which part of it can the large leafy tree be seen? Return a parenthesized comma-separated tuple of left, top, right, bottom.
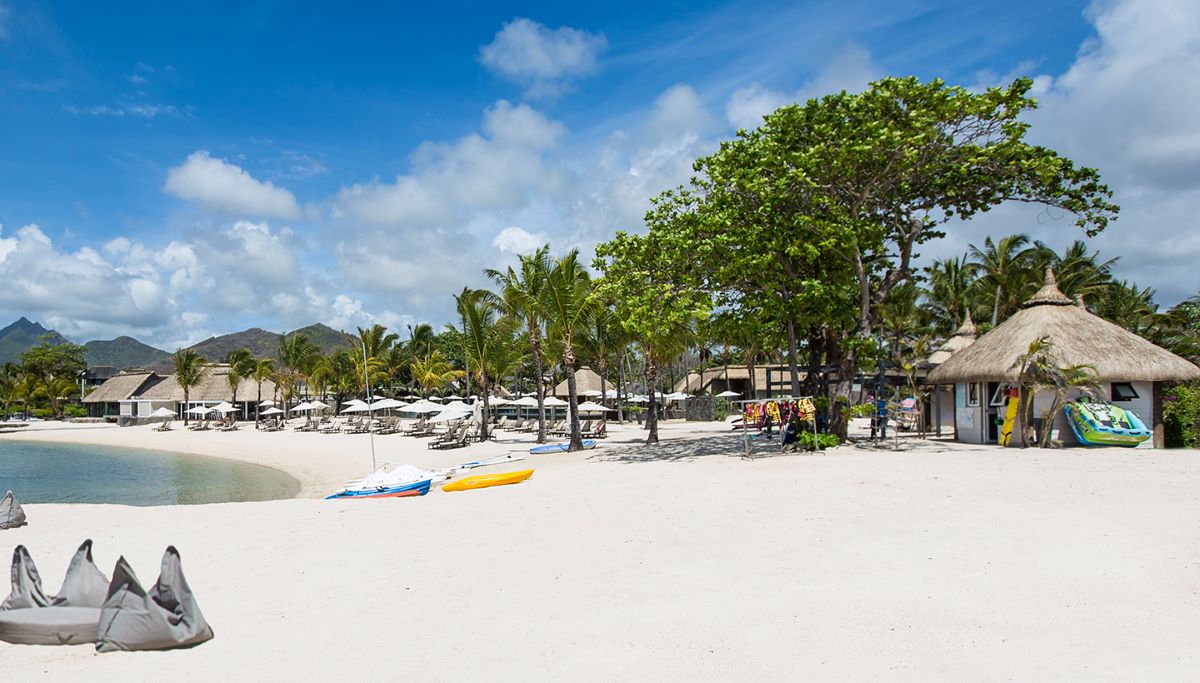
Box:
(487, 245, 553, 442)
(595, 229, 710, 444)
(541, 250, 601, 451)
(173, 349, 207, 425)
(20, 336, 87, 384)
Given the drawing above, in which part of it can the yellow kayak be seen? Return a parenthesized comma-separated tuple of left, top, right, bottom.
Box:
(442, 469, 534, 492)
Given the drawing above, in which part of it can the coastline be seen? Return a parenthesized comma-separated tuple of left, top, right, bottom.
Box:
(2, 421, 1199, 677)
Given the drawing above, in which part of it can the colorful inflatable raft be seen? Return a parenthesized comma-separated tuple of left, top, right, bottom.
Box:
(1064, 400, 1151, 447)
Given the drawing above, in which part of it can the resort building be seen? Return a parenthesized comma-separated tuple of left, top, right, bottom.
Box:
(672, 364, 808, 398)
(81, 371, 164, 421)
(926, 271, 1200, 447)
(553, 366, 609, 398)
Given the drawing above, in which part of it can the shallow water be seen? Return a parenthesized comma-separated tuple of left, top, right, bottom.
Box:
(0, 440, 299, 505)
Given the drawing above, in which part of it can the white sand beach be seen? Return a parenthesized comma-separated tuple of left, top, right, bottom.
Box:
(2, 421, 1200, 680)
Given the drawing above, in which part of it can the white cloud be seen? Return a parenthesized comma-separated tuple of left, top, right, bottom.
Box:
(165, 151, 301, 219)
(63, 103, 189, 119)
(480, 18, 607, 96)
(493, 226, 547, 255)
(924, 0, 1200, 304)
(724, 44, 882, 130)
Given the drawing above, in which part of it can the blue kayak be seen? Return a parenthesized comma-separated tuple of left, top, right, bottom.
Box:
(529, 440, 596, 454)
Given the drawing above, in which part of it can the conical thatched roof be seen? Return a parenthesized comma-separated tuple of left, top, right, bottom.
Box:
(553, 366, 607, 397)
(926, 312, 977, 366)
(927, 270, 1200, 383)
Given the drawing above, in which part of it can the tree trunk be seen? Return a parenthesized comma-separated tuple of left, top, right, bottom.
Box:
(255, 381, 262, 428)
(480, 380, 490, 441)
(992, 283, 1002, 327)
(532, 331, 547, 444)
(645, 355, 659, 444)
(183, 387, 190, 425)
(564, 339, 583, 452)
(617, 349, 625, 423)
(747, 355, 758, 400)
(785, 319, 801, 396)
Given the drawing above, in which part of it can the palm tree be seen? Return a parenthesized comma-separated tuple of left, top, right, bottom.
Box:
(225, 348, 255, 414)
(355, 324, 398, 395)
(924, 255, 978, 334)
(487, 245, 553, 442)
(541, 250, 600, 452)
(252, 358, 275, 428)
(969, 234, 1039, 326)
(410, 350, 465, 396)
(581, 303, 623, 412)
(277, 333, 317, 413)
(43, 376, 78, 418)
(1011, 336, 1101, 447)
(456, 289, 522, 441)
(174, 349, 207, 425)
(1037, 240, 1116, 304)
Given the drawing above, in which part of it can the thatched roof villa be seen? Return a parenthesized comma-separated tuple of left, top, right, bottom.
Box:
(86, 364, 279, 425)
(924, 314, 978, 435)
(81, 371, 163, 420)
(926, 270, 1200, 446)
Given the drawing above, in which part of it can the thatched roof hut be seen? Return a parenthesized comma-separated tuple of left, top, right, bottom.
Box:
(553, 366, 607, 397)
(926, 313, 977, 367)
(82, 372, 162, 404)
(140, 365, 277, 402)
(927, 271, 1200, 384)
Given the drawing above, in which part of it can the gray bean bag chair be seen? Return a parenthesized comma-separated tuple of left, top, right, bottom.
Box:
(0, 541, 108, 645)
(95, 546, 213, 652)
(0, 491, 26, 530)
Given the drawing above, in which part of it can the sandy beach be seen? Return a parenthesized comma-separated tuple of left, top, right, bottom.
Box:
(2, 420, 1199, 680)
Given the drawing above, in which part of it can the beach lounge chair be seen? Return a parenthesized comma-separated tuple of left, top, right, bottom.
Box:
(154, 421, 172, 432)
(321, 420, 342, 434)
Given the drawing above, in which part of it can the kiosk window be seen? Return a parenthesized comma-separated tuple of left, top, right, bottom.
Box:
(967, 383, 980, 406)
(1111, 382, 1138, 401)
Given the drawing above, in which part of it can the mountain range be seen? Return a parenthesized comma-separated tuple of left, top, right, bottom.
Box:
(0, 318, 356, 371)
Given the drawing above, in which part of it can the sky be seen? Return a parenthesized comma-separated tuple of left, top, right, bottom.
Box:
(0, 0, 1197, 348)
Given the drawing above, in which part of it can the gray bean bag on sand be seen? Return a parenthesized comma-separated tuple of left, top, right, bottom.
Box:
(0, 491, 26, 530)
(95, 546, 213, 652)
(0, 541, 108, 645)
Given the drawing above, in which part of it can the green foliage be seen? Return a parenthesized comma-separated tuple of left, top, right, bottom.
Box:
(797, 432, 841, 450)
(1164, 382, 1200, 448)
(20, 335, 87, 382)
(849, 403, 876, 418)
(63, 405, 86, 418)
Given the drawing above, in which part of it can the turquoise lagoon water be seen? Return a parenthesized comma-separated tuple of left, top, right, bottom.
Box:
(0, 440, 299, 505)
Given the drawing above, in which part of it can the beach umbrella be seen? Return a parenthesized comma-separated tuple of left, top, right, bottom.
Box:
(371, 398, 408, 410)
(429, 408, 471, 423)
(260, 399, 276, 407)
(185, 406, 213, 416)
(309, 400, 330, 410)
(487, 397, 510, 406)
(444, 394, 464, 400)
(716, 390, 740, 398)
(604, 389, 619, 399)
(627, 396, 647, 403)
(576, 401, 613, 413)
(259, 407, 284, 416)
(150, 407, 176, 418)
(543, 396, 569, 407)
(442, 400, 469, 410)
(665, 392, 690, 401)
(581, 389, 603, 397)
(428, 395, 444, 402)
(510, 396, 539, 407)
(342, 399, 366, 407)
(402, 394, 419, 400)
(404, 400, 444, 414)
(290, 402, 313, 413)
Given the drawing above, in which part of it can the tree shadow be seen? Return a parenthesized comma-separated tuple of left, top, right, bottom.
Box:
(588, 432, 799, 464)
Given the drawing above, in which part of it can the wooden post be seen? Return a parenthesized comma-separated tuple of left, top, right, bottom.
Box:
(1152, 381, 1165, 448)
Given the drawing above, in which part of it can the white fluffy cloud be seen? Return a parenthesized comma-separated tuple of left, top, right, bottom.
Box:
(926, 0, 1200, 304)
(480, 18, 607, 96)
(493, 226, 547, 255)
(725, 44, 881, 130)
(165, 151, 301, 219)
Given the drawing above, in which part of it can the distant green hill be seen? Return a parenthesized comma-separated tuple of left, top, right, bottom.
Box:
(0, 317, 69, 365)
(144, 323, 356, 372)
(83, 336, 170, 370)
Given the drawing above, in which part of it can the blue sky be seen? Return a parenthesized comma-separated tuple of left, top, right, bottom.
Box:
(1, 0, 1197, 347)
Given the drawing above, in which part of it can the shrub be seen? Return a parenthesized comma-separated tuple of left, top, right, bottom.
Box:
(63, 405, 87, 418)
(849, 403, 875, 418)
(797, 432, 842, 450)
(1164, 381, 1200, 448)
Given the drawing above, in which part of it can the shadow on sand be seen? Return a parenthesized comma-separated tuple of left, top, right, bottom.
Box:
(588, 431, 807, 464)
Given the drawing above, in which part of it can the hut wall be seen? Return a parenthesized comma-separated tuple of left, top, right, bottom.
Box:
(954, 383, 985, 444)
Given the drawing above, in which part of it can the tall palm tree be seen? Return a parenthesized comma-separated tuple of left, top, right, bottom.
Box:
(277, 333, 317, 413)
(969, 234, 1039, 326)
(174, 349, 207, 425)
(43, 376, 78, 418)
(541, 250, 600, 451)
(924, 255, 978, 334)
(456, 289, 522, 441)
(487, 245, 553, 442)
(225, 348, 255, 412)
(1034, 239, 1116, 304)
(355, 324, 399, 395)
(410, 350, 465, 396)
(252, 358, 275, 428)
